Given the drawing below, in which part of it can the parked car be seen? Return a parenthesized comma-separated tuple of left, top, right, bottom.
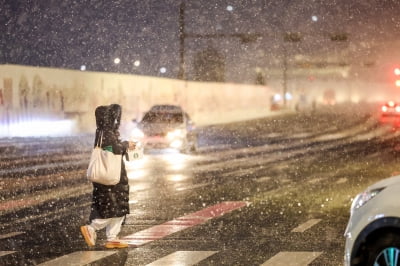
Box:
(130, 105, 198, 153)
(344, 175, 400, 266)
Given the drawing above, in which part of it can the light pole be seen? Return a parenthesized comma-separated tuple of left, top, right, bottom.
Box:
(177, 2, 186, 80)
(282, 32, 301, 107)
(282, 47, 288, 107)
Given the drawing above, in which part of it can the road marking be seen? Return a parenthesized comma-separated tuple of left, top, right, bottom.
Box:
(1, 202, 90, 229)
(260, 252, 322, 266)
(37, 251, 117, 266)
(122, 201, 248, 246)
(254, 176, 271, 183)
(176, 182, 210, 191)
(336, 177, 347, 184)
(0, 231, 25, 240)
(308, 177, 324, 184)
(145, 251, 218, 266)
(291, 219, 322, 233)
(0, 251, 15, 257)
(0, 198, 40, 211)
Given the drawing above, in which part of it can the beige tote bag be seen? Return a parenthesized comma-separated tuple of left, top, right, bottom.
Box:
(87, 131, 121, 185)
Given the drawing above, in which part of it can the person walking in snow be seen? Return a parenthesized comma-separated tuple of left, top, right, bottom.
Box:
(81, 104, 136, 249)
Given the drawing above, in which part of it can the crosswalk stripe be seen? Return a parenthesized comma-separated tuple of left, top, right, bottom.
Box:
(37, 251, 117, 266)
(260, 252, 322, 266)
(122, 201, 248, 246)
(145, 251, 218, 266)
(0, 251, 15, 257)
(291, 219, 321, 233)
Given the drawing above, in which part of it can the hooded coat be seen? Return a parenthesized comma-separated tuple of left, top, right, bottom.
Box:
(89, 104, 130, 220)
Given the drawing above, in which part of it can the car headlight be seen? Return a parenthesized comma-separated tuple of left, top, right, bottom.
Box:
(166, 129, 185, 140)
(131, 128, 144, 139)
(350, 187, 384, 215)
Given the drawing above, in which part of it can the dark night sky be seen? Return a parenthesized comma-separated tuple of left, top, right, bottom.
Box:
(1, 1, 181, 75)
(1, 0, 400, 83)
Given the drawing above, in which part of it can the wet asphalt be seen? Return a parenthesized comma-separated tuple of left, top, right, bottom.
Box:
(2, 104, 400, 265)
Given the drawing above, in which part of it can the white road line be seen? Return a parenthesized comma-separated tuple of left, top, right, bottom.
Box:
(308, 178, 325, 184)
(0, 251, 16, 257)
(145, 251, 218, 266)
(291, 219, 322, 233)
(37, 251, 117, 266)
(0, 231, 25, 240)
(336, 177, 348, 184)
(254, 177, 271, 183)
(260, 252, 322, 266)
(176, 182, 210, 191)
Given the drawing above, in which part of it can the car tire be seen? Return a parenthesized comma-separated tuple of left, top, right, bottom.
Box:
(365, 232, 400, 266)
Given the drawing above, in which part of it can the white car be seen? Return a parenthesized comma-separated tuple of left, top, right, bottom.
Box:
(344, 175, 400, 266)
(130, 105, 198, 153)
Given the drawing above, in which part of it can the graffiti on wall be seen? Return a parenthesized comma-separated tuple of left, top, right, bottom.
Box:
(0, 64, 273, 134)
(17, 74, 65, 116)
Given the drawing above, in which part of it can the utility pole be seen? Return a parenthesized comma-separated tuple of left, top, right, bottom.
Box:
(177, 1, 260, 81)
(283, 47, 288, 107)
(177, 2, 186, 80)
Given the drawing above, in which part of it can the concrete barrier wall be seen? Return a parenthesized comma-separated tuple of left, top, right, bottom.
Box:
(0, 64, 273, 136)
(0, 64, 391, 137)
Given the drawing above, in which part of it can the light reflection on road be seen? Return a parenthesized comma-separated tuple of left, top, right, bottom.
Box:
(125, 156, 150, 180)
(166, 174, 187, 182)
(162, 152, 188, 171)
(125, 149, 200, 198)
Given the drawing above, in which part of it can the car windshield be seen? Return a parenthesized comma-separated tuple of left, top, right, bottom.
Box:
(142, 112, 183, 123)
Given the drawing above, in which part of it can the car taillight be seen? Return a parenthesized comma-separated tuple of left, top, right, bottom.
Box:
(382, 106, 388, 112)
(389, 101, 396, 107)
(395, 106, 400, 112)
